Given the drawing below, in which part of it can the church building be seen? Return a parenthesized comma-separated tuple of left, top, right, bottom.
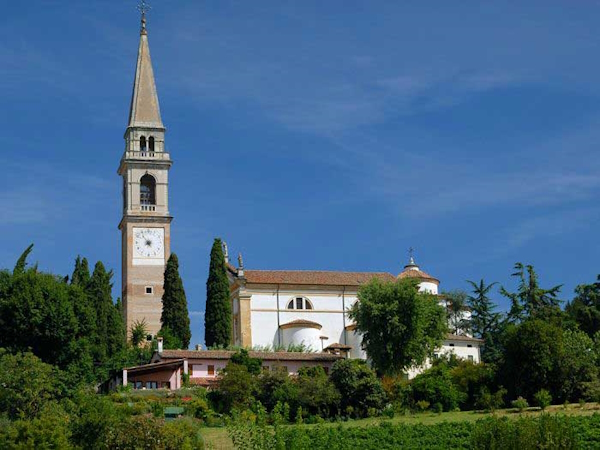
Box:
(115, 12, 481, 384)
(227, 252, 482, 376)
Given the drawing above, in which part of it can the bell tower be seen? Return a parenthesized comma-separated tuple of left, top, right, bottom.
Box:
(118, 8, 172, 339)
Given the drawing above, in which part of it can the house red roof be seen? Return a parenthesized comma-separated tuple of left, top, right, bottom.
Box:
(157, 349, 344, 362)
(240, 270, 396, 286)
(445, 334, 483, 343)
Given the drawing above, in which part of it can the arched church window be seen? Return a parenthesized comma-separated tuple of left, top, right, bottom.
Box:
(286, 297, 313, 310)
(140, 174, 156, 205)
(149, 136, 155, 152)
(140, 135, 147, 152)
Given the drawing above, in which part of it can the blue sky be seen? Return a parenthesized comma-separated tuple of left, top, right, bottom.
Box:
(2, 1, 600, 346)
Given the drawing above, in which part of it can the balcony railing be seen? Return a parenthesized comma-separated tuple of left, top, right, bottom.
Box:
(124, 151, 170, 160)
(141, 205, 156, 212)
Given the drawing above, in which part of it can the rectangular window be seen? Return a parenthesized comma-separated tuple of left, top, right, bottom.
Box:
(146, 334, 153, 342)
(449, 343, 455, 347)
(208, 365, 215, 376)
(468, 355, 474, 362)
(467, 344, 472, 348)
(296, 297, 303, 310)
(145, 286, 153, 294)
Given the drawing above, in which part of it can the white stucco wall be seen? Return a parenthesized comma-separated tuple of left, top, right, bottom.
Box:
(249, 287, 357, 350)
(242, 282, 481, 378)
(281, 327, 322, 351)
(418, 280, 439, 295)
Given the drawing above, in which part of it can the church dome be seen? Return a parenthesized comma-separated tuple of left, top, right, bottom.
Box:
(397, 256, 440, 285)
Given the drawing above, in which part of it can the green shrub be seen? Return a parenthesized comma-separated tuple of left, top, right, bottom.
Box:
(415, 400, 430, 412)
(184, 397, 212, 421)
(382, 404, 395, 419)
(0, 351, 62, 419)
(330, 359, 387, 418)
(534, 389, 552, 410)
(0, 403, 72, 449)
(410, 365, 465, 412)
(475, 387, 506, 412)
(511, 396, 529, 413)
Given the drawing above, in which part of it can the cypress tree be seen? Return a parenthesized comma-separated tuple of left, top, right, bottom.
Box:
(71, 256, 91, 287)
(13, 244, 33, 275)
(205, 238, 232, 348)
(88, 262, 125, 361)
(160, 253, 191, 348)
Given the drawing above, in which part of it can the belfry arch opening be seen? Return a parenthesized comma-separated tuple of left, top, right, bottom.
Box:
(140, 174, 156, 205)
(140, 135, 147, 152)
(149, 136, 155, 152)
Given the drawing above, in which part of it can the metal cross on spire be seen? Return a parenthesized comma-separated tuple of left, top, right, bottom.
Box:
(408, 247, 416, 265)
(137, 0, 152, 33)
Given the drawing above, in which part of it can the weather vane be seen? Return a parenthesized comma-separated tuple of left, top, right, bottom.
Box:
(408, 247, 415, 263)
(137, 1, 151, 33)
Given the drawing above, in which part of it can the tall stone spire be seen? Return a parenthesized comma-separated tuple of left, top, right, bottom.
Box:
(127, 7, 164, 129)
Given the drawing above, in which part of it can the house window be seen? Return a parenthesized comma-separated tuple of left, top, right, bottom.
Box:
(146, 381, 158, 389)
(145, 286, 153, 294)
(449, 343, 455, 347)
(467, 344, 472, 348)
(468, 355, 474, 362)
(208, 365, 215, 376)
(286, 297, 314, 310)
(146, 334, 153, 342)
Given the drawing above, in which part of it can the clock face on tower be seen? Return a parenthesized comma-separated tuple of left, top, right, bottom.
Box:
(133, 227, 165, 263)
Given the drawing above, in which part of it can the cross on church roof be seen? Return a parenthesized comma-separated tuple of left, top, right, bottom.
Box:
(137, 1, 151, 33)
(407, 247, 416, 266)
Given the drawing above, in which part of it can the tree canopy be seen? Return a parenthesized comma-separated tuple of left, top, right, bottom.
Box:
(501, 263, 562, 323)
(566, 275, 600, 338)
(350, 278, 447, 375)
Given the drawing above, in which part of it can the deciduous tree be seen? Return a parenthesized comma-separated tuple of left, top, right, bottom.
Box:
(566, 276, 600, 338)
(350, 278, 447, 375)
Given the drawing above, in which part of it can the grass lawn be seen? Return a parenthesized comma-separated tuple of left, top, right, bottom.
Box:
(200, 402, 600, 449)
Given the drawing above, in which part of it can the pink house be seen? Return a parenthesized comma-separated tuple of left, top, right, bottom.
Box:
(120, 349, 344, 390)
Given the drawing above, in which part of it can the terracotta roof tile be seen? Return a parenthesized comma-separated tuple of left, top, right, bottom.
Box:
(398, 268, 439, 283)
(158, 349, 344, 362)
(242, 270, 396, 286)
(280, 319, 322, 330)
(445, 334, 483, 343)
(324, 343, 353, 350)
